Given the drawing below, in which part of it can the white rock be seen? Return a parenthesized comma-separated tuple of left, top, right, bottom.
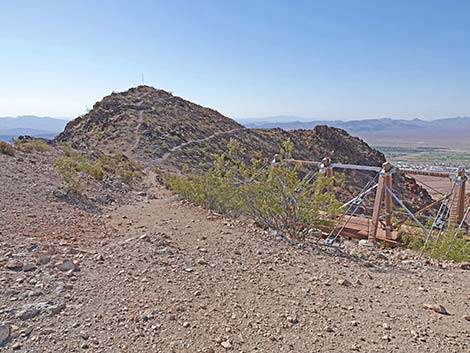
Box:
(221, 340, 232, 349)
(17, 306, 41, 320)
(359, 239, 376, 247)
(38, 255, 51, 265)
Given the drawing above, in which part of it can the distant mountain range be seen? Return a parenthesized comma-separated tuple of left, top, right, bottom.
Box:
(242, 116, 470, 149)
(0, 116, 69, 142)
(2, 114, 469, 150)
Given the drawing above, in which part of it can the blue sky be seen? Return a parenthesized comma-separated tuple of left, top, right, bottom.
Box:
(1, 0, 469, 121)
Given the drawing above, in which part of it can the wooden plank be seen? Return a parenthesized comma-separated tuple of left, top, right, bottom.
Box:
(368, 175, 385, 242)
(385, 172, 393, 239)
(398, 169, 454, 178)
(450, 169, 467, 225)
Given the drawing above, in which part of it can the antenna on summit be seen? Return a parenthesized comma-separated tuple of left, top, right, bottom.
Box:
(141, 73, 145, 85)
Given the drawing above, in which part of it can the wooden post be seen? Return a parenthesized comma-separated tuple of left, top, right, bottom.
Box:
(322, 157, 334, 192)
(368, 162, 393, 242)
(384, 162, 393, 239)
(450, 168, 467, 226)
(369, 173, 384, 242)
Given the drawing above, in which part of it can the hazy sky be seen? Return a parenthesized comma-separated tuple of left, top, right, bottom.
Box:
(1, 0, 469, 121)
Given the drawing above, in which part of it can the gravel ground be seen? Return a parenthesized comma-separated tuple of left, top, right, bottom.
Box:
(1, 185, 469, 353)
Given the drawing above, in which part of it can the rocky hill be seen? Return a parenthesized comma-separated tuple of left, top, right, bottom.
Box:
(56, 86, 384, 171)
(56, 86, 432, 211)
(56, 86, 243, 163)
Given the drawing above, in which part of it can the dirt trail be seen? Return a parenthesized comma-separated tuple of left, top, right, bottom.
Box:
(158, 128, 244, 164)
(127, 95, 177, 157)
(127, 110, 144, 155)
(2, 186, 469, 353)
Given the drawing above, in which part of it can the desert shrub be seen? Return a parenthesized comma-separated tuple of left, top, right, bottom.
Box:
(81, 162, 105, 181)
(167, 139, 340, 241)
(100, 153, 141, 183)
(0, 141, 15, 156)
(54, 156, 84, 193)
(54, 147, 141, 193)
(116, 168, 138, 183)
(13, 137, 50, 152)
(401, 229, 470, 262)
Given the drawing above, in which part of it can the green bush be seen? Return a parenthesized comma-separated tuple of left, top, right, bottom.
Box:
(54, 155, 84, 193)
(0, 141, 15, 156)
(81, 162, 104, 181)
(117, 167, 140, 184)
(13, 138, 50, 152)
(401, 229, 470, 262)
(54, 147, 142, 193)
(166, 139, 340, 241)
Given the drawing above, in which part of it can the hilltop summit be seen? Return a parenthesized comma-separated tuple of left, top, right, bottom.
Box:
(56, 86, 243, 162)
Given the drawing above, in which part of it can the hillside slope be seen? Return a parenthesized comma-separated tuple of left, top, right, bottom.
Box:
(56, 86, 432, 210)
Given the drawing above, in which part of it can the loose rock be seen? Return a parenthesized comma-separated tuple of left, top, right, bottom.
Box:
(38, 255, 51, 265)
(423, 303, 450, 315)
(0, 324, 10, 345)
(16, 306, 41, 320)
(338, 279, 352, 287)
(56, 259, 76, 272)
(23, 263, 37, 272)
(460, 263, 470, 270)
(221, 340, 232, 349)
(5, 260, 23, 271)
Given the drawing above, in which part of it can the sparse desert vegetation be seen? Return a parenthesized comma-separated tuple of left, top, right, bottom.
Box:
(13, 136, 50, 152)
(54, 145, 142, 194)
(401, 230, 470, 262)
(167, 139, 340, 241)
(0, 140, 15, 156)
